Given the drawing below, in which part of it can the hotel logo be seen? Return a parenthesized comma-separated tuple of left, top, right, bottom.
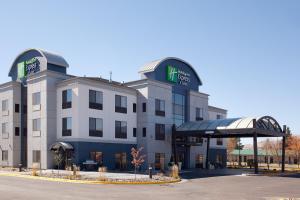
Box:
(167, 65, 178, 83)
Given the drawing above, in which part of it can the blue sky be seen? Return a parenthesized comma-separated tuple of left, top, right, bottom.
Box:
(0, 0, 299, 142)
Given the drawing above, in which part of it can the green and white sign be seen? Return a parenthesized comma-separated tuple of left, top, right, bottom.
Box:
(17, 57, 40, 79)
(166, 65, 190, 86)
(17, 62, 26, 79)
(167, 65, 178, 83)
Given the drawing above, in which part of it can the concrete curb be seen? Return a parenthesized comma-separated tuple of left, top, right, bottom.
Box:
(0, 173, 181, 185)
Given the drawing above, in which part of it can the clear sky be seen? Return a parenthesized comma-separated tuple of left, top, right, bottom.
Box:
(0, 0, 299, 143)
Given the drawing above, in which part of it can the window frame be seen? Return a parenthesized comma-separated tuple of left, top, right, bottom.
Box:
(155, 124, 165, 140)
(32, 118, 41, 132)
(62, 117, 72, 136)
(155, 99, 165, 116)
(115, 95, 127, 114)
(89, 117, 103, 137)
(62, 89, 72, 109)
(89, 90, 103, 110)
(115, 120, 127, 139)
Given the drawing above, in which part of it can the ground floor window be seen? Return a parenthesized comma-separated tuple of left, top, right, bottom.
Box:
(195, 154, 204, 168)
(270, 156, 274, 164)
(90, 152, 103, 166)
(33, 150, 41, 163)
(2, 150, 8, 161)
(155, 153, 165, 170)
(115, 153, 126, 170)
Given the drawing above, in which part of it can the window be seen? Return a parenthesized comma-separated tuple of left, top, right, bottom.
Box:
(143, 127, 146, 137)
(2, 99, 8, 111)
(155, 99, 165, 116)
(195, 154, 204, 168)
(115, 95, 127, 113)
(196, 107, 203, 121)
(115, 152, 127, 170)
(15, 127, 20, 136)
(15, 104, 20, 113)
(32, 150, 41, 163)
(62, 89, 72, 109)
(216, 138, 223, 146)
(89, 118, 103, 137)
(133, 128, 136, 137)
(155, 153, 165, 170)
(217, 114, 222, 119)
(2, 150, 8, 161)
(172, 93, 185, 127)
(62, 117, 72, 136)
(89, 90, 103, 110)
(115, 121, 127, 139)
(155, 124, 165, 140)
(133, 103, 136, 113)
(2, 123, 8, 133)
(33, 119, 41, 131)
(90, 152, 103, 165)
(32, 92, 41, 105)
(142, 103, 146, 112)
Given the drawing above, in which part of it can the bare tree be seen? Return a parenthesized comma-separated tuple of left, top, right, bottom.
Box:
(131, 147, 146, 179)
(261, 139, 272, 170)
(270, 139, 282, 167)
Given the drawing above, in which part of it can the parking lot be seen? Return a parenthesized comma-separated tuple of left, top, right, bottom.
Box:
(0, 169, 300, 200)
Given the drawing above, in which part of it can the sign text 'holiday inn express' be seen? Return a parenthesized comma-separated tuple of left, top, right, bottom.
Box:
(166, 65, 190, 86)
(17, 57, 40, 79)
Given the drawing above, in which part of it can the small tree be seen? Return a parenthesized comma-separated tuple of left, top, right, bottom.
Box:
(131, 147, 146, 179)
(53, 150, 64, 175)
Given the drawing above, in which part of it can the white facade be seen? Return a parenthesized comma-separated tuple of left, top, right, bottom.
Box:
(1, 49, 228, 170)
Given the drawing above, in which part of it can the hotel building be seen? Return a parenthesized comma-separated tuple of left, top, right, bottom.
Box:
(0, 49, 227, 170)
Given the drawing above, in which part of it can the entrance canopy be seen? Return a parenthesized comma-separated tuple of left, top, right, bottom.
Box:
(49, 142, 74, 151)
(175, 116, 285, 138)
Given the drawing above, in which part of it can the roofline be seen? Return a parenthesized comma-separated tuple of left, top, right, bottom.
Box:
(208, 105, 227, 113)
(57, 76, 137, 94)
(139, 57, 203, 86)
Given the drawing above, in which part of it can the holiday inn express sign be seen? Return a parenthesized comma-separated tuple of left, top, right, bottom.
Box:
(17, 57, 40, 79)
(166, 65, 191, 86)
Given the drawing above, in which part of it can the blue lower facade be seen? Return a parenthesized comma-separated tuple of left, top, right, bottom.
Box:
(66, 141, 136, 170)
(208, 148, 227, 168)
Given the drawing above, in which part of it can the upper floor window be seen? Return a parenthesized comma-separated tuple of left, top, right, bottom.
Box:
(142, 103, 146, 112)
(15, 127, 20, 136)
(196, 107, 204, 121)
(155, 99, 165, 116)
(115, 95, 127, 114)
(2, 99, 8, 111)
(62, 117, 72, 136)
(115, 121, 127, 139)
(217, 114, 222, 119)
(32, 92, 41, 105)
(133, 103, 136, 113)
(2, 123, 8, 133)
(143, 127, 146, 137)
(216, 138, 223, 146)
(33, 119, 41, 131)
(155, 124, 165, 140)
(62, 89, 72, 109)
(133, 128, 136, 137)
(89, 117, 103, 137)
(89, 90, 103, 110)
(15, 104, 20, 113)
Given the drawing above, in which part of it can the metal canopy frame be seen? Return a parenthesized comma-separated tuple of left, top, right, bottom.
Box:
(172, 116, 287, 174)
